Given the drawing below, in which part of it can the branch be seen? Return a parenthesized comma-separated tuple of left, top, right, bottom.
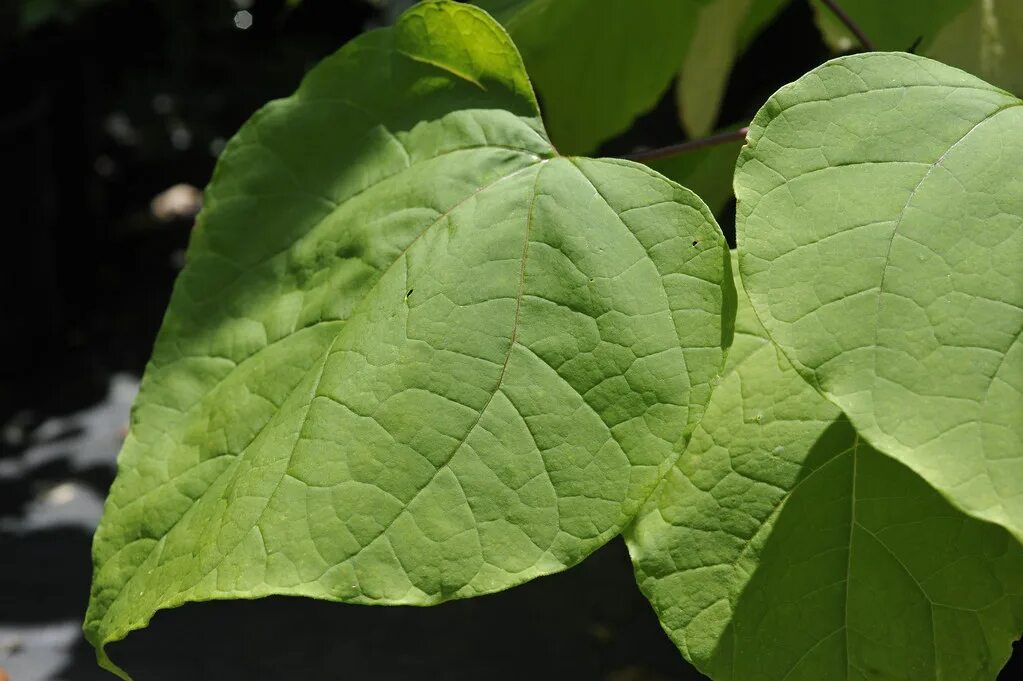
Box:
(622, 127, 749, 163)
(820, 0, 875, 51)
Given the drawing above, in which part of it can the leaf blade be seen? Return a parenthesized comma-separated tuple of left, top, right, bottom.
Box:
(734, 52, 1023, 538)
(626, 255, 1023, 680)
(85, 2, 731, 675)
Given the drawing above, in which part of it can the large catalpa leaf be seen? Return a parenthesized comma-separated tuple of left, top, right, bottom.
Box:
(475, 0, 710, 154)
(85, 1, 731, 676)
(626, 256, 1023, 680)
(735, 53, 1023, 538)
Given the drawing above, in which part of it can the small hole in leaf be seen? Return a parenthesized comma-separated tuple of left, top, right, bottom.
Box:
(692, 240, 699, 247)
(405, 288, 413, 299)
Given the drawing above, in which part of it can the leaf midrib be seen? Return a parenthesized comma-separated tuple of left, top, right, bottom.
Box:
(303, 159, 551, 573)
(107, 150, 549, 522)
(94, 158, 551, 642)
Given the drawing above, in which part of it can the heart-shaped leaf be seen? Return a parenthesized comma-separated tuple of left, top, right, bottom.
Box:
(627, 256, 1023, 680)
(84, 2, 732, 676)
(735, 53, 1023, 538)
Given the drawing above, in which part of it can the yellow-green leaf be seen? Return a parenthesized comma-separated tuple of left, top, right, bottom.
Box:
(84, 2, 732, 677)
(736, 52, 1023, 540)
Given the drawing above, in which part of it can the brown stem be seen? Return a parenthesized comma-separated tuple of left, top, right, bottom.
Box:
(820, 0, 875, 51)
(622, 127, 750, 163)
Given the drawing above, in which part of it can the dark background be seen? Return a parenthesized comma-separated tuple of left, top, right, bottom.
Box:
(1, 1, 1020, 679)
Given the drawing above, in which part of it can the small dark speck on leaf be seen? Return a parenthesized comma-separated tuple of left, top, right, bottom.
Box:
(405, 288, 414, 299)
(692, 240, 699, 247)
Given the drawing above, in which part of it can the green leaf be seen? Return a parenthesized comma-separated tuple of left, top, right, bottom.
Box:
(17, 0, 110, 31)
(811, 0, 974, 52)
(677, 0, 787, 138)
(626, 255, 1023, 680)
(735, 53, 1023, 538)
(929, 0, 1023, 96)
(811, 0, 1022, 96)
(476, 0, 710, 154)
(646, 127, 745, 219)
(84, 1, 731, 676)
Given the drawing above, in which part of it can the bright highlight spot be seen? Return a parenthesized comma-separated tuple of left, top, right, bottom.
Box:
(233, 10, 253, 30)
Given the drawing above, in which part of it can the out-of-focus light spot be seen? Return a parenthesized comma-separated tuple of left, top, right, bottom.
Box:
(232, 0, 254, 8)
(151, 183, 202, 223)
(169, 121, 192, 150)
(104, 112, 138, 146)
(234, 10, 253, 29)
(170, 249, 187, 270)
(152, 93, 174, 115)
(94, 155, 116, 177)
(44, 483, 78, 506)
(209, 137, 227, 158)
(1, 410, 34, 448)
